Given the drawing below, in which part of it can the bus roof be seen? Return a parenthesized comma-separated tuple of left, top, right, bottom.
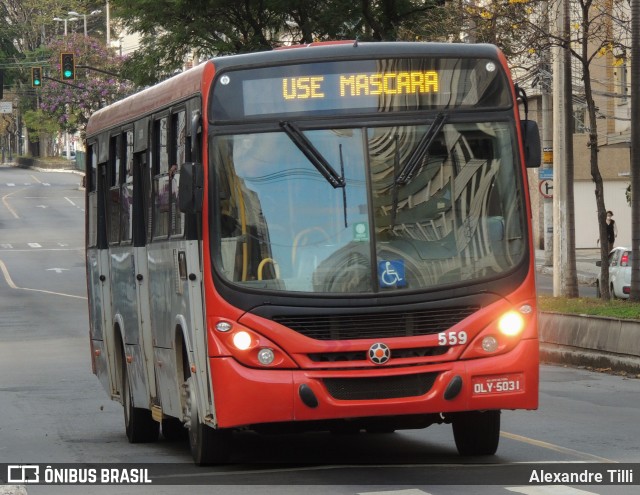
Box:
(209, 41, 502, 72)
(85, 61, 210, 136)
(86, 42, 504, 137)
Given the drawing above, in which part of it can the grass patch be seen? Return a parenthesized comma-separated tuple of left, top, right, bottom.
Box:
(539, 295, 640, 320)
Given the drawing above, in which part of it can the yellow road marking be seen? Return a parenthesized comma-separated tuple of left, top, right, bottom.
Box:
(1, 187, 25, 219)
(501, 431, 616, 463)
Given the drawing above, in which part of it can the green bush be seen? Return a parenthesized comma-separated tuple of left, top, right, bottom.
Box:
(539, 296, 640, 320)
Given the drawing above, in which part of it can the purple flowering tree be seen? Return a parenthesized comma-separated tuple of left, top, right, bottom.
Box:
(39, 33, 134, 136)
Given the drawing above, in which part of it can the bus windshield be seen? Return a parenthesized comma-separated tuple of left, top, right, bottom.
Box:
(212, 120, 526, 294)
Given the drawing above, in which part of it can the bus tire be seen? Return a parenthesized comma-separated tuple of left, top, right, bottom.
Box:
(162, 417, 188, 442)
(452, 410, 500, 456)
(185, 376, 232, 465)
(122, 361, 159, 443)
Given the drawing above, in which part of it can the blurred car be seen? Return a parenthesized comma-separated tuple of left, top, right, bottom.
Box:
(596, 246, 631, 299)
(61, 150, 76, 160)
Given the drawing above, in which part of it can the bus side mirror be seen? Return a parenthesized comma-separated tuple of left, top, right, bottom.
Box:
(521, 120, 541, 168)
(178, 162, 203, 214)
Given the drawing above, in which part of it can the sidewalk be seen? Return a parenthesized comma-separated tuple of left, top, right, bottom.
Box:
(535, 248, 600, 286)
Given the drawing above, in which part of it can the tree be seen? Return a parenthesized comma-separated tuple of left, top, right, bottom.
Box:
(562, 0, 630, 299)
(1, 0, 114, 155)
(469, 1, 630, 299)
(34, 33, 133, 138)
(111, 0, 454, 86)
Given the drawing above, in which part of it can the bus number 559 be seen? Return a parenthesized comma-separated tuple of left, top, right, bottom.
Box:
(438, 330, 468, 346)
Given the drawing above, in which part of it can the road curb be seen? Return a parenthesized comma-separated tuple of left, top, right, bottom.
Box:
(539, 312, 640, 374)
(536, 265, 598, 286)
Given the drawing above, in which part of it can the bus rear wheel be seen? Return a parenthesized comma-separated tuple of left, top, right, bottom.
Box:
(451, 410, 500, 456)
(184, 376, 232, 465)
(122, 362, 159, 443)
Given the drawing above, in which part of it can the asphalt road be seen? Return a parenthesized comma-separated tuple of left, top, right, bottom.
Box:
(536, 272, 598, 298)
(1, 166, 639, 495)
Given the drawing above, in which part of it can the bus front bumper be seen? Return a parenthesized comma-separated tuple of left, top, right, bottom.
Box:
(209, 338, 539, 429)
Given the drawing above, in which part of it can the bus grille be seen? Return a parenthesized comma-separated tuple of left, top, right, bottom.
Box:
(323, 373, 438, 400)
(272, 307, 479, 341)
(308, 346, 448, 363)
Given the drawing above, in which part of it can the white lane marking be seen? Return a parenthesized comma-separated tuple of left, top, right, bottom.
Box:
(64, 197, 76, 207)
(0, 244, 12, 249)
(506, 487, 600, 495)
(28, 242, 42, 248)
(6, 183, 15, 186)
(47, 268, 69, 274)
(30, 174, 42, 184)
(359, 490, 432, 495)
(0, 259, 86, 300)
(1, 247, 82, 253)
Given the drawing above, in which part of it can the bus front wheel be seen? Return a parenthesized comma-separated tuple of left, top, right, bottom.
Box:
(451, 410, 500, 456)
(185, 376, 232, 465)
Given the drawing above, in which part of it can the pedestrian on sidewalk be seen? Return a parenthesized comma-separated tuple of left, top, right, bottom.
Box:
(606, 210, 617, 251)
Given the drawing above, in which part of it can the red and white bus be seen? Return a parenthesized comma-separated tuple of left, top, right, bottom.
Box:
(85, 41, 540, 465)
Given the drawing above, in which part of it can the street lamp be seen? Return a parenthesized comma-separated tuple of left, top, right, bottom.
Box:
(67, 9, 102, 37)
(53, 16, 79, 36)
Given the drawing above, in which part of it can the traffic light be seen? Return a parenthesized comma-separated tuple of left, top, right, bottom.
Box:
(31, 67, 42, 88)
(61, 53, 75, 80)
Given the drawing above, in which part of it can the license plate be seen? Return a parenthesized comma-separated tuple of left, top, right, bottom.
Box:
(472, 373, 524, 395)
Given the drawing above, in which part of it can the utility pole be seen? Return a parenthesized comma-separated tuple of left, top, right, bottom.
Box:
(553, 0, 578, 297)
(552, 0, 566, 296)
(630, 0, 640, 300)
(541, 0, 553, 267)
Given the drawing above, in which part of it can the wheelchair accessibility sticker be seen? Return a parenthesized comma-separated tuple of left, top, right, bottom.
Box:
(378, 260, 406, 288)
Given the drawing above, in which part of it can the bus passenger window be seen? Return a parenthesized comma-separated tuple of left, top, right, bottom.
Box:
(108, 135, 121, 244)
(120, 130, 134, 243)
(170, 111, 186, 237)
(87, 145, 99, 248)
(153, 117, 170, 238)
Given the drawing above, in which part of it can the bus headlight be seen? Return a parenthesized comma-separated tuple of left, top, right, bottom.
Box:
(232, 331, 253, 350)
(460, 303, 534, 360)
(481, 336, 499, 353)
(498, 310, 525, 336)
(212, 321, 299, 369)
(257, 348, 275, 366)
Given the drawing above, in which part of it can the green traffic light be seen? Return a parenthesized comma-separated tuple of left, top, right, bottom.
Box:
(32, 67, 42, 87)
(64, 70, 72, 78)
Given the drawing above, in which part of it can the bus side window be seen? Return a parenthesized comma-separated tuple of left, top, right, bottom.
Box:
(121, 130, 134, 243)
(88, 145, 97, 193)
(108, 134, 121, 245)
(152, 116, 170, 239)
(170, 110, 186, 237)
(87, 144, 99, 248)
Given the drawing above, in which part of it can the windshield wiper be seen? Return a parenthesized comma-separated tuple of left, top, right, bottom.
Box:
(280, 121, 345, 189)
(394, 112, 448, 185)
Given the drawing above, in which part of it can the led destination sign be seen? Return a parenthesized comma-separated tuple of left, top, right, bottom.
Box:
(211, 58, 510, 120)
(282, 71, 439, 100)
